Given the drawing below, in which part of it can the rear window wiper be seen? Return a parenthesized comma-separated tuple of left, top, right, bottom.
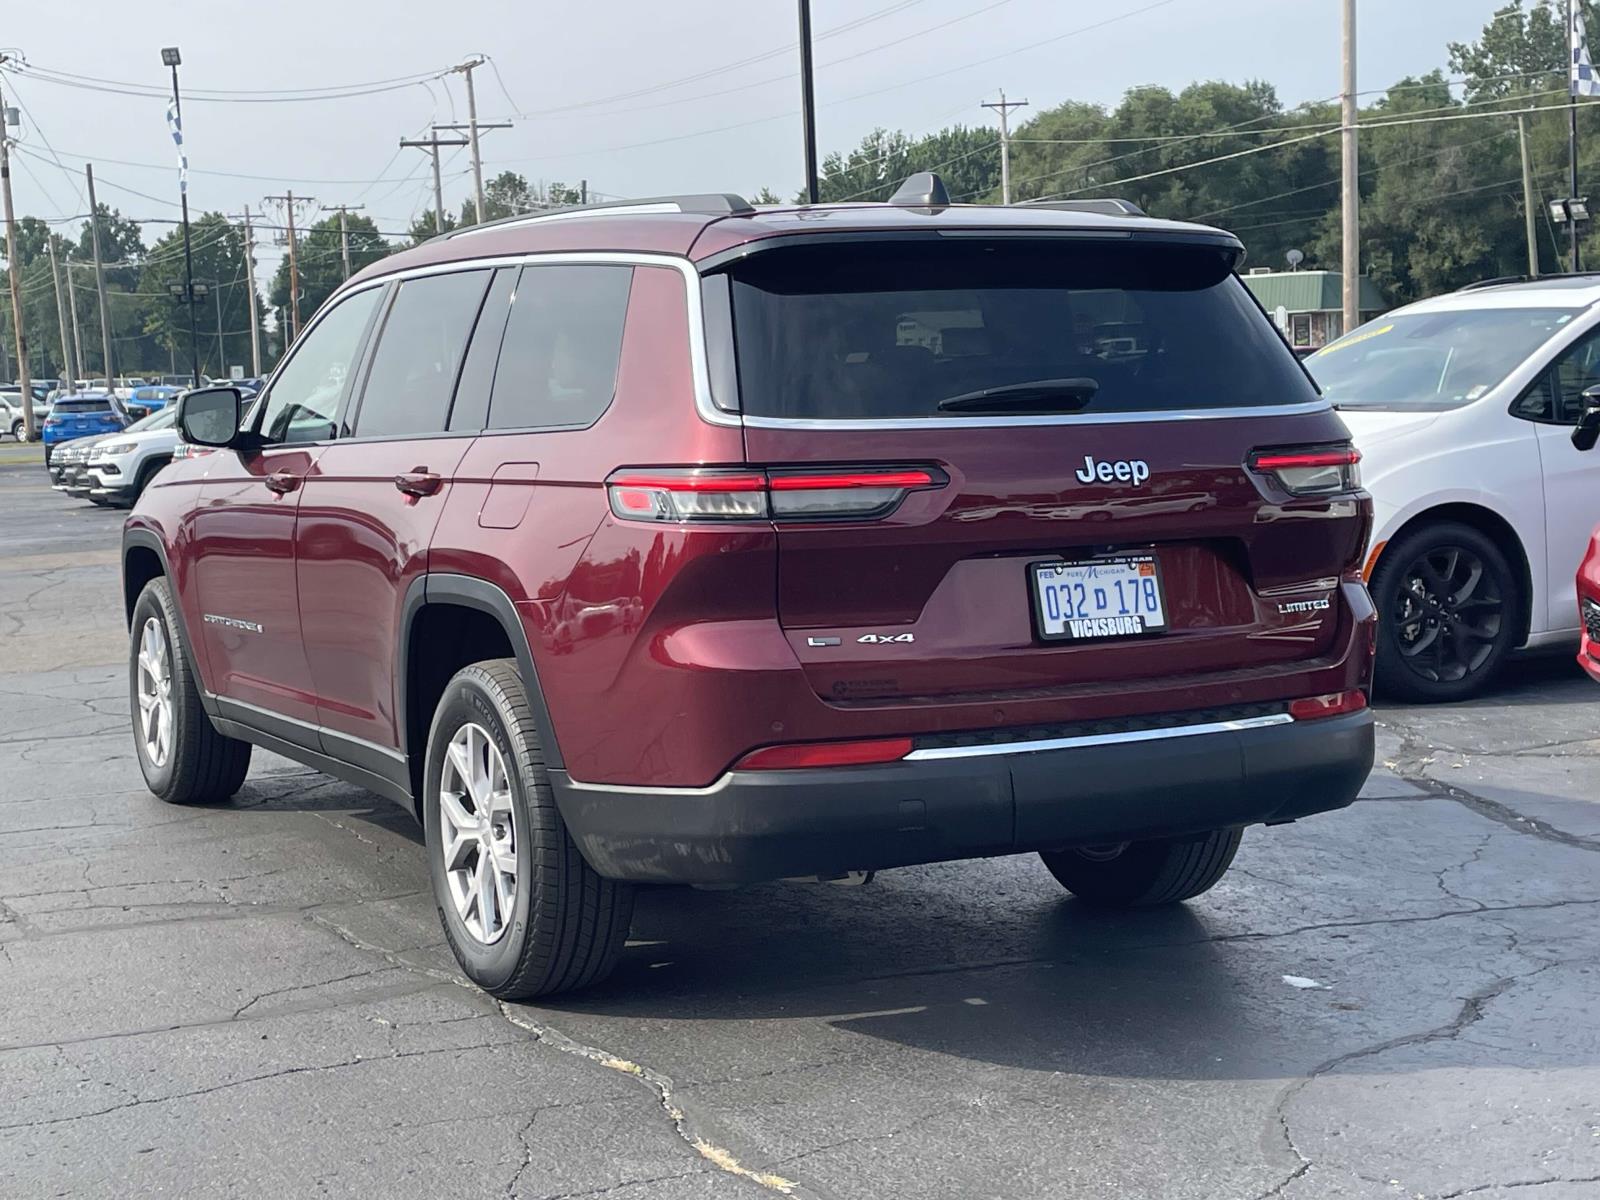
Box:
(935, 377, 1099, 413)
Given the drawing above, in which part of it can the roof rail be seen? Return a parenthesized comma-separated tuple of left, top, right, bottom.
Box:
(1456, 271, 1600, 291)
(439, 193, 755, 241)
(1019, 198, 1147, 217)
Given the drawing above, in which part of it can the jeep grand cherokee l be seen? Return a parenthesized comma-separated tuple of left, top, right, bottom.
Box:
(123, 175, 1376, 998)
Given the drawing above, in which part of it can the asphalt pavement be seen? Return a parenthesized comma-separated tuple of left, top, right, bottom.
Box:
(2, 457, 1598, 1200)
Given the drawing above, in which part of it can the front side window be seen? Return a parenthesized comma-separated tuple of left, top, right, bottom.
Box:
(1309, 307, 1579, 413)
(257, 286, 383, 444)
(353, 270, 491, 438)
(487, 264, 632, 430)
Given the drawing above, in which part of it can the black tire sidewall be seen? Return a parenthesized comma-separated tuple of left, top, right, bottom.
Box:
(422, 670, 536, 993)
(1372, 522, 1518, 701)
(129, 581, 183, 797)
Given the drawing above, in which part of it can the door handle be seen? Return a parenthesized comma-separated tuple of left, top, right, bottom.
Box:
(264, 469, 301, 495)
(394, 470, 442, 497)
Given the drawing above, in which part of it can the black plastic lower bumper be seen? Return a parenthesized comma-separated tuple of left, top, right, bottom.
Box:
(550, 710, 1374, 884)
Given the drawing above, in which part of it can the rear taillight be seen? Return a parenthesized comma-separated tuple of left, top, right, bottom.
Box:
(1249, 444, 1361, 496)
(735, 737, 914, 771)
(607, 466, 945, 523)
(1288, 690, 1368, 720)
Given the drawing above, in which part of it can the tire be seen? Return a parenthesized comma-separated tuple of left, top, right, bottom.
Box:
(1039, 828, 1243, 907)
(129, 577, 252, 804)
(1371, 520, 1519, 703)
(8, 420, 21, 443)
(423, 659, 633, 999)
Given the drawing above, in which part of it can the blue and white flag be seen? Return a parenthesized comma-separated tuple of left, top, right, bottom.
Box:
(165, 99, 188, 194)
(1574, 6, 1600, 98)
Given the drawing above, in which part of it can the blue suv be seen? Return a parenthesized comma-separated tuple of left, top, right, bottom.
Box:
(43, 392, 125, 464)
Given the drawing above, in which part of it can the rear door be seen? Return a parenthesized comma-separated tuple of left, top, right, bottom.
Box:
(722, 236, 1365, 707)
(295, 268, 499, 752)
(1526, 324, 1600, 630)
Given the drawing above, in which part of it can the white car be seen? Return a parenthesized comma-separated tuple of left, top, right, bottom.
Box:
(83, 405, 180, 505)
(1307, 277, 1600, 700)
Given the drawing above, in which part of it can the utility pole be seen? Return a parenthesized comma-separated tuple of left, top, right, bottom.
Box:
(432, 117, 512, 225)
(0, 83, 33, 439)
(320, 203, 364, 279)
(797, 0, 820, 203)
(1571, 0, 1585, 272)
(1339, 0, 1359, 337)
(982, 91, 1029, 204)
(266, 191, 312, 339)
(66, 262, 86, 384)
(400, 130, 468, 234)
(46, 236, 74, 390)
(1518, 113, 1540, 277)
(238, 206, 261, 375)
(84, 165, 117, 388)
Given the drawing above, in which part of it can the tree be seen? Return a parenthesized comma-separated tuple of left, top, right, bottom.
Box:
(269, 213, 390, 326)
(140, 213, 261, 379)
(812, 125, 1001, 204)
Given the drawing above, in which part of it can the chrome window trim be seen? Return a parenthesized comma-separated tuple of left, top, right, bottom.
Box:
(740, 400, 1332, 431)
(902, 713, 1294, 762)
(314, 252, 734, 429)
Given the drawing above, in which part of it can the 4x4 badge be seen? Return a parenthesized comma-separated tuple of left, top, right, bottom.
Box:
(858, 633, 915, 644)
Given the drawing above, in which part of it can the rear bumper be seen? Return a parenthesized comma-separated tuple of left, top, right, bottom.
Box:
(551, 708, 1374, 884)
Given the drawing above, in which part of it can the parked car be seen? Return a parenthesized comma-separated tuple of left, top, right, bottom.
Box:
(125, 385, 183, 419)
(1579, 524, 1600, 684)
(124, 177, 1376, 998)
(42, 391, 125, 464)
(1, 386, 51, 441)
(1308, 277, 1600, 700)
(49, 434, 115, 493)
(84, 406, 180, 504)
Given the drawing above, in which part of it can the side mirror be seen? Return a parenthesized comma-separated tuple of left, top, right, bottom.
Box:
(1576, 385, 1600, 452)
(177, 386, 243, 448)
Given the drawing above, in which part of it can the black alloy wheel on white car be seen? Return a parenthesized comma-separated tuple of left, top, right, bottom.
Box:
(423, 659, 633, 999)
(1371, 521, 1520, 702)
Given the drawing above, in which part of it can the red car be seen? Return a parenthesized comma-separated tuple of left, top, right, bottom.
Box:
(1579, 524, 1600, 682)
(123, 175, 1376, 997)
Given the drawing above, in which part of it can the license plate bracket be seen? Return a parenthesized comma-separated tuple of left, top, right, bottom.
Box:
(1029, 555, 1170, 642)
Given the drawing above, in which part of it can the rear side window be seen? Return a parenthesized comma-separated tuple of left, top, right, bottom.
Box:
(448, 268, 518, 432)
(723, 239, 1314, 419)
(487, 264, 632, 430)
(354, 270, 491, 438)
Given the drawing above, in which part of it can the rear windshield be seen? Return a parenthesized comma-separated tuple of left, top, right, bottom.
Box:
(53, 398, 113, 414)
(720, 239, 1315, 420)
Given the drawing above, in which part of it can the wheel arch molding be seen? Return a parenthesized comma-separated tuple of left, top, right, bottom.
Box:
(397, 573, 566, 805)
(1373, 501, 1535, 646)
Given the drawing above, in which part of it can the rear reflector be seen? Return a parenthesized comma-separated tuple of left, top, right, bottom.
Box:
(1288, 690, 1368, 720)
(1249, 444, 1361, 496)
(736, 737, 914, 771)
(607, 466, 945, 523)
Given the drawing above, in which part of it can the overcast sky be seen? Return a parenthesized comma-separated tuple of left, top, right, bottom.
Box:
(1, 0, 1515, 283)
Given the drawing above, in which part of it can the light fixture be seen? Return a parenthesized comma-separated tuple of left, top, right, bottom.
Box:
(161, 47, 181, 67)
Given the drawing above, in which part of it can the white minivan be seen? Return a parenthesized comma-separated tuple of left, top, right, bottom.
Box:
(1307, 276, 1600, 700)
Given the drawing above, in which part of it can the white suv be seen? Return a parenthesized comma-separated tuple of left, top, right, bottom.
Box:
(1308, 276, 1600, 700)
(83, 405, 179, 504)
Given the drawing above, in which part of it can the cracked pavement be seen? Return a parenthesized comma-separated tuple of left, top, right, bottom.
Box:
(2, 461, 1599, 1199)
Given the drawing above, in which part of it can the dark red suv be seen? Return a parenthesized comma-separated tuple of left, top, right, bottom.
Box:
(124, 175, 1376, 997)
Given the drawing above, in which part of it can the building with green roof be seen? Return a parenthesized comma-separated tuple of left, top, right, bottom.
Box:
(1241, 270, 1388, 352)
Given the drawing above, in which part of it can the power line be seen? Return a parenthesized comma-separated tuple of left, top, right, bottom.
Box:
(3, 60, 456, 104)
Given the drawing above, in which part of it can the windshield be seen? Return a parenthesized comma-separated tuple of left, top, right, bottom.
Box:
(722, 239, 1315, 419)
(125, 407, 177, 433)
(1306, 307, 1577, 411)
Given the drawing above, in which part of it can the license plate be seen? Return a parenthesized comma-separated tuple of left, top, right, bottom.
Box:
(1030, 555, 1169, 641)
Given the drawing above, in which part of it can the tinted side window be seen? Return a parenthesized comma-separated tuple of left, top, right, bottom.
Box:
(487, 265, 632, 430)
(1551, 330, 1600, 423)
(354, 271, 491, 438)
(257, 287, 382, 444)
(448, 268, 518, 432)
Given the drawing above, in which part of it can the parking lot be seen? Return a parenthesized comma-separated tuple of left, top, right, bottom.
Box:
(1, 455, 1597, 1200)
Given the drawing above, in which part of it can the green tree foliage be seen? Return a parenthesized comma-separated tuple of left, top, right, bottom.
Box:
(140, 213, 262, 380)
(814, 125, 1000, 203)
(269, 213, 390, 327)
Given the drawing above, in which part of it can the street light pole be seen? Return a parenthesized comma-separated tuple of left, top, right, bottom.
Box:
(163, 47, 201, 389)
(797, 0, 819, 203)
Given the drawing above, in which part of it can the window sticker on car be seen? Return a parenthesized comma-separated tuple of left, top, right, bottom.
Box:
(1316, 323, 1394, 357)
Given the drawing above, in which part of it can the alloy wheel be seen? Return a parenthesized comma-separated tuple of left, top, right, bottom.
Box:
(1393, 544, 1503, 684)
(438, 723, 519, 945)
(135, 617, 175, 768)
